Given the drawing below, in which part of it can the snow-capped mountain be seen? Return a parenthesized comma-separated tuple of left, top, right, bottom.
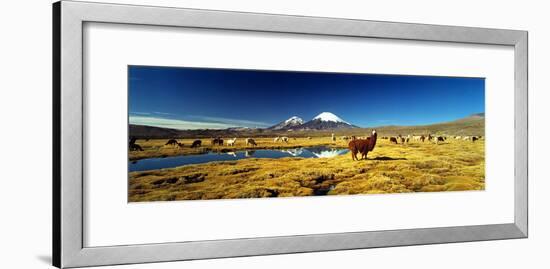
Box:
(267, 116, 304, 130)
(267, 112, 356, 131)
(300, 112, 356, 130)
(312, 112, 350, 124)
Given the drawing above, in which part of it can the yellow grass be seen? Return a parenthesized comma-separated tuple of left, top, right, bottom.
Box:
(128, 138, 485, 202)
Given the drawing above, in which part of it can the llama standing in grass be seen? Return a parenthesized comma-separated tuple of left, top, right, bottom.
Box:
(129, 137, 143, 151)
(129, 143, 143, 151)
(211, 137, 223, 146)
(348, 130, 377, 161)
(191, 140, 202, 148)
(165, 139, 178, 147)
(274, 137, 280, 143)
(331, 133, 336, 142)
(397, 135, 405, 144)
(245, 138, 257, 146)
(227, 138, 237, 146)
(281, 136, 289, 143)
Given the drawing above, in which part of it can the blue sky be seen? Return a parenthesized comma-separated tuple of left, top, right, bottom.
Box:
(129, 66, 484, 130)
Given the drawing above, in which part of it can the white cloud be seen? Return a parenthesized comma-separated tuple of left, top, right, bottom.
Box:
(129, 116, 238, 130)
(186, 115, 271, 128)
(129, 111, 151, 115)
(153, 111, 174, 116)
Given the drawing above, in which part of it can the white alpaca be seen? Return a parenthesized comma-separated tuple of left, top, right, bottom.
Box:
(274, 137, 280, 142)
(227, 138, 237, 146)
(281, 136, 289, 143)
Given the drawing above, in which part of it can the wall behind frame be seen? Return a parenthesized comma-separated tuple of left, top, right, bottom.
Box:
(0, 0, 545, 269)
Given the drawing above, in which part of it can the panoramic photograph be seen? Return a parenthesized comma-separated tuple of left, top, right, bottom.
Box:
(128, 66, 485, 202)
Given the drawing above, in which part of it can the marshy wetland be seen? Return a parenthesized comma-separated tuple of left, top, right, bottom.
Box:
(128, 136, 485, 202)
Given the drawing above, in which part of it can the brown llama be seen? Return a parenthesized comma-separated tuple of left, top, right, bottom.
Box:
(191, 140, 202, 148)
(165, 139, 178, 146)
(348, 130, 377, 161)
(129, 143, 143, 151)
(211, 137, 223, 146)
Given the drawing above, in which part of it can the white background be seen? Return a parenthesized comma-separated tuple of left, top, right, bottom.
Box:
(85, 23, 514, 246)
(0, 0, 546, 268)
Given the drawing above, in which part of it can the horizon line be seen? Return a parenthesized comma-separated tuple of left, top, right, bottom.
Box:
(129, 112, 484, 131)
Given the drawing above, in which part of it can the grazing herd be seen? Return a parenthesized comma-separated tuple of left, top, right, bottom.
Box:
(129, 136, 290, 151)
(382, 134, 483, 145)
(129, 132, 483, 162)
(129, 134, 358, 152)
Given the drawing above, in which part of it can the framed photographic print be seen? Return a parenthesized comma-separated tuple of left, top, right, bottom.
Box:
(53, 1, 528, 268)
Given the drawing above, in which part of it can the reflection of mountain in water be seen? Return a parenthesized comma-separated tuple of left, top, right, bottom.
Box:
(130, 146, 349, 172)
(306, 146, 349, 158)
(281, 148, 304, 157)
(279, 146, 348, 158)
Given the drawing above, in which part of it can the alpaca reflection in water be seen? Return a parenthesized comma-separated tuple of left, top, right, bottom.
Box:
(245, 150, 255, 157)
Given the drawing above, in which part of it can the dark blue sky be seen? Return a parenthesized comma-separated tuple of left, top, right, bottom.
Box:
(129, 66, 484, 130)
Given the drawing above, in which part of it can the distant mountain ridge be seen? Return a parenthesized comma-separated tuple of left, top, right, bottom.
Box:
(129, 112, 484, 138)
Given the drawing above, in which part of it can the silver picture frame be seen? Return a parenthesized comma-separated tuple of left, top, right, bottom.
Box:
(53, 1, 528, 268)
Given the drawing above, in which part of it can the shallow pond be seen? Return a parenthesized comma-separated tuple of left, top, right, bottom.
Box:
(129, 146, 349, 172)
